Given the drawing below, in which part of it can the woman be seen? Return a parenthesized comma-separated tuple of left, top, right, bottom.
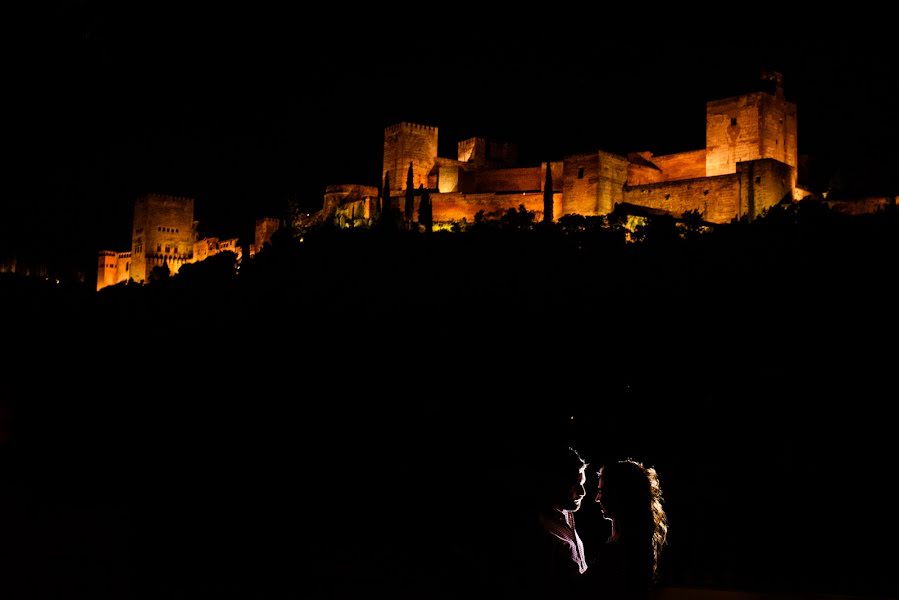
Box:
(588, 459, 668, 599)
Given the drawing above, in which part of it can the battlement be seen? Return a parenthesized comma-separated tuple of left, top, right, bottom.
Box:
(325, 184, 380, 196)
(384, 122, 438, 135)
(706, 73, 797, 178)
(383, 122, 439, 192)
(142, 192, 194, 203)
(761, 69, 784, 88)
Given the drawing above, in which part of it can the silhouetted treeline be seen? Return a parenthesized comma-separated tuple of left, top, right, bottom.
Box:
(2, 203, 897, 599)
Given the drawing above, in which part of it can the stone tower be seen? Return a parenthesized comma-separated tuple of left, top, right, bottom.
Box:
(706, 71, 797, 179)
(130, 194, 195, 283)
(383, 122, 438, 192)
(97, 251, 119, 291)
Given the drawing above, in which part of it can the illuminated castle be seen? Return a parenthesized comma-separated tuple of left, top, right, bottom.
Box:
(324, 72, 807, 227)
(97, 193, 279, 291)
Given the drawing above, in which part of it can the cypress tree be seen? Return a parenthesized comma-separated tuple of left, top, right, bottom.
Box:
(543, 162, 554, 224)
(417, 184, 432, 233)
(382, 171, 392, 218)
(405, 161, 415, 223)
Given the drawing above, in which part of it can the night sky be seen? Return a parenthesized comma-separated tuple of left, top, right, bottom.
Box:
(5, 6, 898, 272)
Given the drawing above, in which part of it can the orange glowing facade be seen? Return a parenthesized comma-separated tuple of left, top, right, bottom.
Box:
(97, 194, 279, 291)
(324, 72, 807, 228)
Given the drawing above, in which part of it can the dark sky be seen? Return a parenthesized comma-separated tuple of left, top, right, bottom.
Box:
(5, 5, 897, 269)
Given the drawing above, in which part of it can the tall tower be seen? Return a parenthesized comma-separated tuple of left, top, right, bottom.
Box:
(706, 71, 797, 178)
(130, 194, 195, 283)
(383, 122, 438, 192)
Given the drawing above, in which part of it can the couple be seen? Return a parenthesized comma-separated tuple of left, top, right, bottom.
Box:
(527, 447, 668, 600)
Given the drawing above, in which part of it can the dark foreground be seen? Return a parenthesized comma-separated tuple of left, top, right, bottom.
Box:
(2, 213, 897, 598)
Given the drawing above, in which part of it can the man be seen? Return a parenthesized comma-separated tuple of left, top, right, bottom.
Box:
(522, 445, 588, 598)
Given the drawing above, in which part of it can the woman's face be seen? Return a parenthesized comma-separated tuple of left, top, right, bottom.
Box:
(595, 468, 611, 520)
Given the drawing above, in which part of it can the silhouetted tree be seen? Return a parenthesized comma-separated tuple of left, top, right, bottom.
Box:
(681, 209, 706, 239)
(149, 261, 170, 283)
(826, 169, 846, 199)
(381, 172, 392, 223)
(633, 214, 679, 245)
(176, 250, 237, 285)
(543, 162, 554, 224)
(405, 162, 415, 224)
(501, 204, 536, 230)
(417, 184, 432, 232)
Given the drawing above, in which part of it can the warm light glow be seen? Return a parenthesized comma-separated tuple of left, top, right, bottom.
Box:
(624, 215, 647, 243)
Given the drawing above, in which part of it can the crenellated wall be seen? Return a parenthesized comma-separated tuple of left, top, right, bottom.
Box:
(130, 194, 195, 283)
(99, 194, 279, 290)
(706, 80, 797, 177)
(383, 122, 438, 192)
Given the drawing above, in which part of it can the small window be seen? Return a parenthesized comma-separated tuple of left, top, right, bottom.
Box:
(125, 263, 129, 271)
(730, 117, 737, 126)
(156, 244, 162, 252)
(755, 176, 761, 184)
(577, 167, 585, 179)
(664, 194, 670, 200)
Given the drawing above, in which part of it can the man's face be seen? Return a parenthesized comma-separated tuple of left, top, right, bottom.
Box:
(560, 466, 587, 512)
